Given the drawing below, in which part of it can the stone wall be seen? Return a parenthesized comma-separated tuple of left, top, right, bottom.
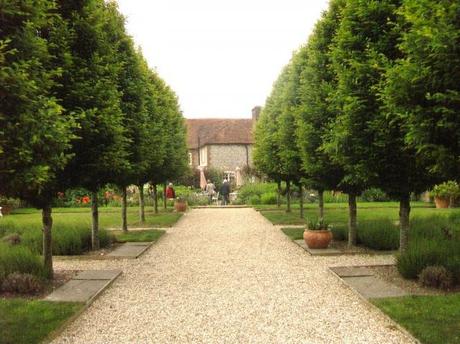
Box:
(208, 144, 252, 171)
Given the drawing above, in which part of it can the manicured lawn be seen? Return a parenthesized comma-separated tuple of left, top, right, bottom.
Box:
(260, 203, 458, 226)
(373, 294, 460, 344)
(281, 227, 304, 240)
(0, 299, 83, 344)
(6, 206, 182, 229)
(113, 229, 166, 242)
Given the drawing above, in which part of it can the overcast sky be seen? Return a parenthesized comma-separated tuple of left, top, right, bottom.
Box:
(116, 0, 329, 119)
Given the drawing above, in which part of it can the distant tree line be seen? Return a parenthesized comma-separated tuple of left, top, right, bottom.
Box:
(253, 0, 460, 252)
(0, 0, 188, 277)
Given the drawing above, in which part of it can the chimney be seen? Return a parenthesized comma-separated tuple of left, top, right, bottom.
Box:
(251, 106, 261, 122)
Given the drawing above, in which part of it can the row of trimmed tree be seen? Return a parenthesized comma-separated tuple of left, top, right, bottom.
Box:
(254, 0, 460, 252)
(0, 0, 188, 277)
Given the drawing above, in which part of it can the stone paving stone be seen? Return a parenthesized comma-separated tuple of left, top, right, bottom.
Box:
(46, 269, 122, 304)
(74, 269, 122, 280)
(107, 242, 151, 258)
(330, 266, 374, 277)
(342, 275, 409, 299)
(294, 239, 342, 256)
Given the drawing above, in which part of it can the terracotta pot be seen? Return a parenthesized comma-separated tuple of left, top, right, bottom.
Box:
(434, 197, 450, 209)
(303, 230, 333, 249)
(174, 200, 187, 212)
(0, 205, 12, 216)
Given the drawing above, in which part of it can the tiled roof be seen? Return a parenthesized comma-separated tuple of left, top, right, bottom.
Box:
(186, 119, 254, 149)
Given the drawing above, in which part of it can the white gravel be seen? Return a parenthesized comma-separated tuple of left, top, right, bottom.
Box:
(52, 208, 415, 344)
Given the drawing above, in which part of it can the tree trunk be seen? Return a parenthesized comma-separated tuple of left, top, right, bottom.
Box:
(91, 191, 99, 250)
(399, 194, 411, 253)
(153, 184, 158, 214)
(318, 189, 324, 221)
(276, 180, 281, 208)
(42, 205, 53, 279)
(286, 180, 291, 213)
(121, 186, 128, 232)
(347, 193, 357, 248)
(138, 184, 145, 223)
(299, 184, 304, 219)
(163, 183, 167, 209)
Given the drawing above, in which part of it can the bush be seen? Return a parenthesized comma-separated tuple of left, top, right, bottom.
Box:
(359, 188, 391, 202)
(322, 191, 348, 203)
(0, 244, 45, 282)
(1, 272, 44, 294)
(21, 224, 113, 256)
(330, 224, 348, 241)
(357, 219, 399, 250)
(418, 266, 453, 290)
(236, 183, 278, 204)
(248, 195, 261, 205)
(260, 192, 278, 204)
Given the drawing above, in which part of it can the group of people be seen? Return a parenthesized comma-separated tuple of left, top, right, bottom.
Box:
(162, 179, 232, 205)
(205, 179, 231, 205)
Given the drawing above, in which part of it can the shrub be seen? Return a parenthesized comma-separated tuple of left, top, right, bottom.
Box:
(359, 188, 391, 202)
(357, 219, 399, 250)
(248, 195, 261, 205)
(322, 191, 348, 203)
(1, 272, 45, 294)
(418, 266, 454, 290)
(236, 183, 278, 204)
(260, 192, 278, 204)
(330, 224, 348, 241)
(21, 225, 113, 256)
(397, 240, 453, 279)
(0, 244, 45, 282)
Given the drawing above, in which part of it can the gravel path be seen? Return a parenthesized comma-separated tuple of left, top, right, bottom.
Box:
(52, 208, 415, 344)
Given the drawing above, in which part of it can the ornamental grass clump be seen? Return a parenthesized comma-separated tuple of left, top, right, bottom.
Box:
(357, 219, 399, 250)
(1, 272, 45, 295)
(418, 266, 453, 290)
(0, 243, 45, 282)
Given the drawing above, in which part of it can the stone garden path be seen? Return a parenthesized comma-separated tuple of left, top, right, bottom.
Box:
(52, 208, 415, 344)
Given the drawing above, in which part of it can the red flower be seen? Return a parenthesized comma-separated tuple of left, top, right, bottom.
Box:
(81, 196, 90, 204)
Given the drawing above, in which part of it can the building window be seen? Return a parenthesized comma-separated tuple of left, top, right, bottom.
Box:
(188, 152, 192, 166)
(199, 146, 207, 166)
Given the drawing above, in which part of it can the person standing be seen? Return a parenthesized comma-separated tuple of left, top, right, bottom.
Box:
(165, 182, 176, 200)
(220, 179, 231, 205)
(205, 179, 216, 204)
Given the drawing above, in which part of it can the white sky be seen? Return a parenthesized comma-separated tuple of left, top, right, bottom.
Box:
(116, 0, 329, 119)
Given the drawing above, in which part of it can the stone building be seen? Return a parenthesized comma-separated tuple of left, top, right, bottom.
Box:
(186, 107, 261, 181)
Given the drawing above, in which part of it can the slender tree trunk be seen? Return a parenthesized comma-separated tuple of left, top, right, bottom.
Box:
(318, 189, 324, 221)
(399, 194, 411, 253)
(138, 184, 145, 223)
(276, 180, 281, 208)
(42, 205, 53, 279)
(91, 191, 99, 250)
(122, 186, 128, 232)
(347, 193, 357, 248)
(299, 184, 304, 219)
(153, 184, 158, 214)
(163, 183, 167, 209)
(286, 180, 291, 213)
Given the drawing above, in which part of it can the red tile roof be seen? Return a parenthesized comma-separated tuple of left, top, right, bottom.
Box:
(186, 119, 254, 149)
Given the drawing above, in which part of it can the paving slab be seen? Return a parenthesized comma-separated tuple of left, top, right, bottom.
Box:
(294, 239, 342, 256)
(107, 242, 152, 258)
(330, 266, 374, 277)
(74, 269, 122, 280)
(342, 275, 409, 299)
(46, 269, 122, 304)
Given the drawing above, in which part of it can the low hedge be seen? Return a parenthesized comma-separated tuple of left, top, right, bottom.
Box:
(357, 219, 399, 250)
(0, 243, 45, 282)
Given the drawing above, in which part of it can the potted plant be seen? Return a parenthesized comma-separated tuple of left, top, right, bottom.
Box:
(431, 181, 460, 208)
(303, 220, 333, 249)
(174, 196, 187, 212)
(0, 196, 19, 216)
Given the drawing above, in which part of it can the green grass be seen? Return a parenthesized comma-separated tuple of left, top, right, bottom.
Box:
(281, 227, 304, 240)
(0, 299, 83, 344)
(259, 203, 458, 226)
(373, 294, 460, 344)
(113, 229, 165, 243)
